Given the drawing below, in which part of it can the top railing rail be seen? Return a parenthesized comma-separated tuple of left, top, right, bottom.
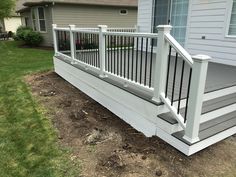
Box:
(164, 33, 193, 66)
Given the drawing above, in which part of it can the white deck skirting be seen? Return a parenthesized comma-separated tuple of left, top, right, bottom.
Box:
(54, 57, 236, 156)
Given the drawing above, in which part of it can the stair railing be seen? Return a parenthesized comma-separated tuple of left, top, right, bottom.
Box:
(152, 25, 211, 143)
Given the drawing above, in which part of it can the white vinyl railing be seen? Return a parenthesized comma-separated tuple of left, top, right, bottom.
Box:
(52, 24, 211, 144)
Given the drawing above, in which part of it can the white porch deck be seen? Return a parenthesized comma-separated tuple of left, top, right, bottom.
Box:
(52, 25, 236, 156)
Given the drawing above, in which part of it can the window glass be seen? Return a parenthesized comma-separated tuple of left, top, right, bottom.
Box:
(229, 0, 236, 35)
(153, 0, 189, 46)
(38, 7, 45, 19)
(38, 7, 46, 32)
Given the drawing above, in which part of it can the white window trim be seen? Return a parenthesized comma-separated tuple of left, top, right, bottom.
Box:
(119, 9, 128, 15)
(37, 6, 47, 33)
(225, 0, 236, 38)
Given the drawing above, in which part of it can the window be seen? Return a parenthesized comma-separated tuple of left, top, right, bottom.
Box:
(229, 0, 236, 36)
(24, 17, 29, 27)
(38, 7, 46, 32)
(153, 0, 189, 46)
(120, 9, 128, 15)
(31, 9, 37, 31)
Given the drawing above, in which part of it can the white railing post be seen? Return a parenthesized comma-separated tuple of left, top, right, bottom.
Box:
(152, 25, 172, 103)
(69, 24, 76, 64)
(52, 24, 58, 56)
(98, 25, 107, 78)
(183, 55, 211, 143)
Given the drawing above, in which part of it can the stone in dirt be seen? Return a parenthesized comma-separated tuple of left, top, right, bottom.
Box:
(86, 128, 102, 145)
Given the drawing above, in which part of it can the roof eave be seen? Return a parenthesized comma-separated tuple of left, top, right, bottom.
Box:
(23, 1, 137, 8)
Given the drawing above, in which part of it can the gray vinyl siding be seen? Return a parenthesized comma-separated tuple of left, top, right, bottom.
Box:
(186, 0, 236, 66)
(137, 0, 236, 66)
(41, 6, 53, 46)
(53, 4, 137, 28)
(20, 11, 32, 27)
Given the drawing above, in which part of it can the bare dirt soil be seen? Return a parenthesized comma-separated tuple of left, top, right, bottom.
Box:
(26, 71, 236, 177)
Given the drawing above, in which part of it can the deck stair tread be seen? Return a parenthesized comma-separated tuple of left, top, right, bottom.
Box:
(158, 92, 236, 125)
(172, 111, 236, 145)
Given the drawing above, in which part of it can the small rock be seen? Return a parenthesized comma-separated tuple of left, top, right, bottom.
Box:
(141, 155, 147, 160)
(86, 129, 102, 144)
(82, 110, 88, 115)
(122, 143, 132, 150)
(39, 90, 56, 97)
(60, 100, 72, 107)
(155, 169, 162, 176)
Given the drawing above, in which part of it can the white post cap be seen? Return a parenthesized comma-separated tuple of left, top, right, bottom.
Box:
(192, 54, 211, 62)
(156, 25, 172, 32)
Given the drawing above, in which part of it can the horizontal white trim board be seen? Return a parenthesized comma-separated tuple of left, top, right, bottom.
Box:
(188, 126, 236, 155)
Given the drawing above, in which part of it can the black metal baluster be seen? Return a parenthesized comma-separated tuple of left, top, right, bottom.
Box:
(94, 34, 96, 66)
(165, 46, 172, 98)
(149, 38, 154, 88)
(184, 68, 192, 122)
(171, 52, 178, 105)
(85, 33, 88, 64)
(117, 36, 119, 75)
(135, 37, 139, 82)
(82, 33, 85, 63)
(140, 37, 143, 84)
(57, 31, 60, 51)
(97, 34, 100, 67)
(88, 33, 91, 65)
(178, 60, 185, 114)
(131, 37, 134, 81)
(124, 36, 127, 78)
(92, 33, 95, 66)
(108, 36, 111, 72)
(64, 31, 67, 50)
(90, 33, 93, 66)
(128, 37, 130, 79)
(110, 36, 113, 73)
(120, 36, 123, 77)
(105, 35, 108, 71)
(144, 38, 149, 86)
(96, 34, 99, 67)
(80, 33, 83, 62)
(76, 32, 79, 52)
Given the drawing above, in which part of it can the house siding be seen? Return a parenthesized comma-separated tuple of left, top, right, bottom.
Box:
(3, 17, 22, 32)
(42, 6, 53, 46)
(137, 0, 153, 33)
(137, 0, 236, 66)
(186, 0, 236, 66)
(52, 4, 137, 28)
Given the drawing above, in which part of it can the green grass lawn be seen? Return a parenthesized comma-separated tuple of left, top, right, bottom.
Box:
(0, 41, 80, 177)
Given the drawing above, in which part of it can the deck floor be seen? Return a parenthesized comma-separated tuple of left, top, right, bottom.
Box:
(61, 49, 236, 100)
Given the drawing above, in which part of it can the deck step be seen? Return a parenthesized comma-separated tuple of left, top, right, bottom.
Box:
(158, 93, 236, 125)
(172, 111, 236, 145)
